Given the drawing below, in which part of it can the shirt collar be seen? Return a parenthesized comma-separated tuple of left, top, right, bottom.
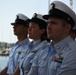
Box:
(32, 39, 41, 47)
(15, 38, 30, 46)
(54, 36, 73, 53)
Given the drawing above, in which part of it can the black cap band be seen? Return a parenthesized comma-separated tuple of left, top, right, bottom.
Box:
(43, 9, 75, 27)
(11, 19, 28, 26)
(27, 18, 47, 29)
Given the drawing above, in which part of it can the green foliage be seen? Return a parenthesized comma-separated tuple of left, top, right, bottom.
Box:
(0, 42, 14, 50)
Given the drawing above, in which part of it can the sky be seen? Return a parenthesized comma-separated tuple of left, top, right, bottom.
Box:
(0, 0, 76, 43)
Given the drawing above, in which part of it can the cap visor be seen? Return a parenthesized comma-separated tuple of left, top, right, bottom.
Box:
(43, 15, 49, 20)
(11, 22, 17, 25)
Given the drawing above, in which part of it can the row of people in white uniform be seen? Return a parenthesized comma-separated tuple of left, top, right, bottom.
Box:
(0, 1, 76, 75)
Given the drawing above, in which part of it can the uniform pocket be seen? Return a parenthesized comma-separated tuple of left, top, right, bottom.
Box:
(50, 61, 61, 70)
(39, 61, 47, 68)
(38, 57, 47, 68)
(27, 53, 35, 59)
(38, 58, 48, 75)
(20, 50, 28, 58)
(38, 52, 48, 68)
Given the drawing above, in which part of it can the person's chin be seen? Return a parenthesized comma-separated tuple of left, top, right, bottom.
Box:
(14, 33, 17, 35)
(47, 35, 50, 39)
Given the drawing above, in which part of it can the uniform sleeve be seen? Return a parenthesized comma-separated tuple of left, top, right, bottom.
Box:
(7, 61, 9, 67)
(57, 70, 76, 75)
(56, 48, 76, 75)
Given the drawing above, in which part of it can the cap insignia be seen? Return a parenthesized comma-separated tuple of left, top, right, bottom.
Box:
(50, 3, 55, 10)
(32, 13, 37, 18)
(16, 15, 19, 20)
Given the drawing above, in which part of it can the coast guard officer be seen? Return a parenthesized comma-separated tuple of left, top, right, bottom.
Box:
(13, 13, 50, 75)
(43, 1, 76, 75)
(0, 13, 30, 75)
(27, 13, 51, 75)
